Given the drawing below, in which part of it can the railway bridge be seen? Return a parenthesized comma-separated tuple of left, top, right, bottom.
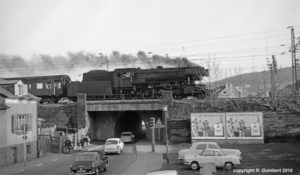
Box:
(78, 91, 172, 141)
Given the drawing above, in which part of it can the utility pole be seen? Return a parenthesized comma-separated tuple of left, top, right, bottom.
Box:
(267, 55, 278, 109)
(288, 26, 298, 91)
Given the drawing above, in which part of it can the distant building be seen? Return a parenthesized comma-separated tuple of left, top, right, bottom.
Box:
(0, 79, 40, 166)
(217, 83, 241, 98)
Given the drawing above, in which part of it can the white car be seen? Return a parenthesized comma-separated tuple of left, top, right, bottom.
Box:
(104, 138, 124, 154)
(183, 149, 242, 170)
(146, 170, 178, 175)
(178, 141, 241, 159)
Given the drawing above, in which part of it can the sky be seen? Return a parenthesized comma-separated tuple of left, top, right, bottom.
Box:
(0, 0, 300, 80)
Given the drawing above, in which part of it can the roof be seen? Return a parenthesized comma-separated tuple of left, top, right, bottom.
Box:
(106, 138, 120, 141)
(0, 86, 15, 98)
(0, 86, 40, 101)
(0, 79, 21, 85)
(4, 75, 70, 80)
(0, 103, 9, 110)
(192, 141, 218, 145)
(4, 75, 71, 83)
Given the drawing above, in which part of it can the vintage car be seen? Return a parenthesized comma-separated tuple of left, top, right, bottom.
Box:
(104, 138, 124, 154)
(69, 151, 109, 175)
(178, 141, 241, 159)
(146, 170, 178, 175)
(183, 149, 242, 170)
(120, 131, 135, 143)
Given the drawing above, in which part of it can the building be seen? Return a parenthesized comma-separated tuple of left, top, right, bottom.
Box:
(216, 83, 240, 98)
(0, 79, 40, 166)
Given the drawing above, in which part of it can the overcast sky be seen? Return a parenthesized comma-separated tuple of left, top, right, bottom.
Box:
(1, 0, 299, 75)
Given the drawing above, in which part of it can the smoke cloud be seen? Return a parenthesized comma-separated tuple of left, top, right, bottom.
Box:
(0, 51, 198, 81)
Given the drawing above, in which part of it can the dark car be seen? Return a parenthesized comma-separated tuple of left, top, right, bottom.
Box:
(120, 131, 135, 143)
(70, 151, 109, 175)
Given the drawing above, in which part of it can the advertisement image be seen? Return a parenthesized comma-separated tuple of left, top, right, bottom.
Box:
(191, 113, 226, 139)
(225, 112, 263, 139)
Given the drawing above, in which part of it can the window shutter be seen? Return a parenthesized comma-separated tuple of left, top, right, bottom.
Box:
(11, 115, 18, 133)
(26, 114, 33, 131)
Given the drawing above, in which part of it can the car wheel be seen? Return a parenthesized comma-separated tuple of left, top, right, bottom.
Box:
(224, 162, 234, 170)
(190, 161, 200, 170)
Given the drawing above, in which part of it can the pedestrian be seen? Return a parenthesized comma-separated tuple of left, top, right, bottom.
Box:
(65, 138, 71, 154)
(86, 135, 90, 146)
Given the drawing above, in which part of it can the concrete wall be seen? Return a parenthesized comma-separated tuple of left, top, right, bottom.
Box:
(37, 104, 85, 129)
(88, 110, 163, 141)
(166, 100, 300, 143)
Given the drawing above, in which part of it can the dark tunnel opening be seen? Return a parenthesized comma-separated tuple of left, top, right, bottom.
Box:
(114, 111, 146, 140)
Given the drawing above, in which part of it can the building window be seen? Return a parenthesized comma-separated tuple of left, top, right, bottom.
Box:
(46, 82, 52, 89)
(26, 145, 31, 154)
(12, 114, 32, 134)
(56, 82, 61, 89)
(36, 83, 43, 89)
(28, 84, 31, 89)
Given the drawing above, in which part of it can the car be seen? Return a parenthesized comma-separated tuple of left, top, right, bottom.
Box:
(177, 141, 241, 159)
(58, 97, 74, 104)
(120, 131, 135, 143)
(183, 149, 242, 170)
(69, 151, 109, 175)
(146, 170, 178, 175)
(104, 138, 124, 154)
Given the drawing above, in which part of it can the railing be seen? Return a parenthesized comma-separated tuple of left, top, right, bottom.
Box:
(86, 93, 161, 101)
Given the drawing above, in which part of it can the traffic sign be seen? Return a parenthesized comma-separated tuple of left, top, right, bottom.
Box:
(21, 124, 29, 132)
(156, 118, 165, 128)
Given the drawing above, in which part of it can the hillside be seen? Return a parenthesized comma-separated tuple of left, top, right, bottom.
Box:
(213, 67, 294, 96)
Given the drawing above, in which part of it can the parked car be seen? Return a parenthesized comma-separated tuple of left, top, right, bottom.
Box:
(178, 141, 241, 159)
(58, 97, 74, 104)
(69, 151, 109, 175)
(104, 138, 124, 154)
(183, 149, 242, 170)
(120, 131, 135, 143)
(146, 170, 178, 175)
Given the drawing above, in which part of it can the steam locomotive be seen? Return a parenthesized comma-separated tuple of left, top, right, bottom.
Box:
(68, 66, 209, 100)
(4, 66, 209, 102)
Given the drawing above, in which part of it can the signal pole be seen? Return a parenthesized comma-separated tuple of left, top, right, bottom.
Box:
(288, 26, 298, 91)
(267, 55, 278, 109)
(149, 117, 155, 152)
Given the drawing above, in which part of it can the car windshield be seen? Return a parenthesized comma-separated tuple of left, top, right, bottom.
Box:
(76, 154, 95, 161)
(106, 140, 118, 144)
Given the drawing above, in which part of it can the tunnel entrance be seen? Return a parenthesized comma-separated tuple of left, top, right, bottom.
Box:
(114, 111, 146, 140)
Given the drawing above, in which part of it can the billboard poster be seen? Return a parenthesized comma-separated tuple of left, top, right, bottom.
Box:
(225, 112, 263, 139)
(191, 113, 226, 139)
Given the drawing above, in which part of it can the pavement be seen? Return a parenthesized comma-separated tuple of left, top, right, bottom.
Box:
(121, 152, 164, 175)
(0, 143, 184, 175)
(0, 144, 102, 175)
(0, 152, 74, 175)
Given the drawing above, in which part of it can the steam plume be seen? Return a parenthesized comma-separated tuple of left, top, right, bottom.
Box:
(0, 51, 198, 81)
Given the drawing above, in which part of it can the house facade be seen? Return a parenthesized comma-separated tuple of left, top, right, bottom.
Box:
(0, 79, 40, 166)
